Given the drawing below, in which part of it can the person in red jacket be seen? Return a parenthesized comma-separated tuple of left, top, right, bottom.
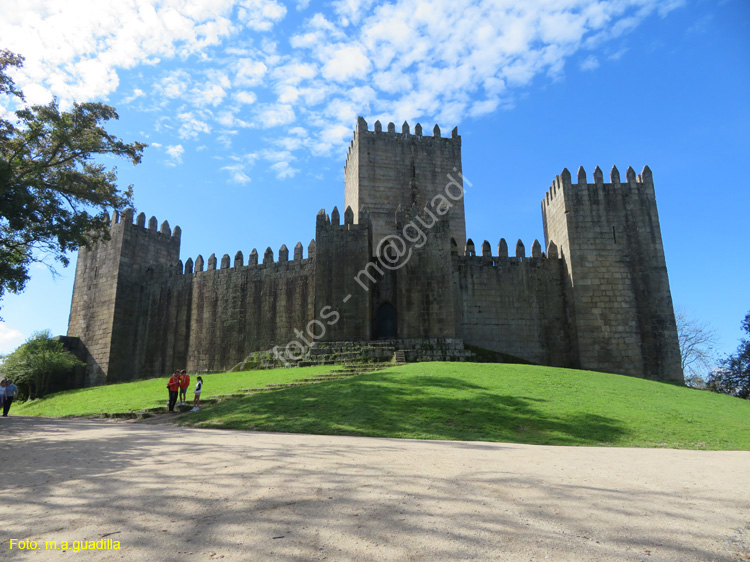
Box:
(179, 369, 190, 406)
(167, 371, 181, 412)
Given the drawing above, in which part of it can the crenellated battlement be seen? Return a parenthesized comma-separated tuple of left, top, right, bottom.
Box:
(108, 209, 181, 240)
(67, 117, 681, 385)
(316, 205, 370, 230)
(184, 240, 312, 275)
(354, 115, 459, 140)
(345, 116, 460, 165)
(542, 165, 654, 208)
(458, 236, 557, 266)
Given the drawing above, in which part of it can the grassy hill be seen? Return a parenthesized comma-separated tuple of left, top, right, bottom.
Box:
(13, 365, 337, 417)
(15, 362, 750, 450)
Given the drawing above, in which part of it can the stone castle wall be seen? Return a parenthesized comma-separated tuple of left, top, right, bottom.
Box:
(454, 244, 572, 366)
(66, 117, 683, 384)
(313, 209, 372, 342)
(541, 166, 682, 380)
(67, 211, 180, 385)
(186, 251, 316, 374)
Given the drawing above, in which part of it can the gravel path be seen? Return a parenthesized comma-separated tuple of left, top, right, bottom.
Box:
(1, 416, 748, 561)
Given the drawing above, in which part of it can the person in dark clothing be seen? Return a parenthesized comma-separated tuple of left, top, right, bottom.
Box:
(2, 379, 18, 417)
(167, 371, 181, 412)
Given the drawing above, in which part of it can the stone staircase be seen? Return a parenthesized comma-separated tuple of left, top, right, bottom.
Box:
(100, 398, 222, 420)
(101, 339, 480, 420)
(301, 338, 476, 365)
(232, 338, 477, 371)
(102, 363, 389, 420)
(208, 363, 388, 402)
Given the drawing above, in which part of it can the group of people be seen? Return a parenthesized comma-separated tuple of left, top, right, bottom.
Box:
(0, 379, 19, 417)
(166, 370, 202, 413)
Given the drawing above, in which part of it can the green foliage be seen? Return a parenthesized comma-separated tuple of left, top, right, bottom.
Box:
(14, 365, 337, 416)
(180, 363, 750, 450)
(0, 49, 146, 304)
(709, 311, 750, 399)
(15, 362, 750, 449)
(1, 330, 83, 399)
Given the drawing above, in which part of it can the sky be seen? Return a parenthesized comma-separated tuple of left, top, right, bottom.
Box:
(0, 0, 748, 367)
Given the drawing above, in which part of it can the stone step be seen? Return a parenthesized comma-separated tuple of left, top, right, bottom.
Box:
(238, 387, 281, 393)
(99, 363, 394, 420)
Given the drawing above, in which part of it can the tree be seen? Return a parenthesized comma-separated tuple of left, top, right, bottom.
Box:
(0, 330, 83, 399)
(0, 49, 146, 304)
(708, 311, 750, 399)
(675, 308, 718, 382)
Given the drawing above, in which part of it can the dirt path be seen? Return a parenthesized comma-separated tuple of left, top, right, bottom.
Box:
(1, 416, 748, 561)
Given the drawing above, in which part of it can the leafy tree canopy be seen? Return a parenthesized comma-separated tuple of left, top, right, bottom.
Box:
(1, 330, 83, 399)
(708, 311, 750, 399)
(0, 49, 145, 304)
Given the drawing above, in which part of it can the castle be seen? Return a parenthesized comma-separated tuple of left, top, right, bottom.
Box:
(65, 117, 683, 386)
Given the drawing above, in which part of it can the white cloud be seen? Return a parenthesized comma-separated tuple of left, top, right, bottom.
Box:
(580, 55, 600, 71)
(0, 323, 25, 355)
(216, 130, 238, 147)
(220, 151, 258, 182)
(657, 0, 686, 17)
(158, 69, 191, 100)
(271, 61, 318, 85)
(269, 160, 298, 179)
(260, 149, 298, 179)
(165, 144, 185, 165)
(221, 162, 252, 184)
(177, 111, 212, 139)
(0, 0, 685, 176)
(235, 91, 258, 105)
(123, 88, 146, 104)
(237, 0, 287, 31)
(254, 103, 295, 128)
(233, 58, 268, 87)
(190, 83, 227, 107)
(0, 0, 286, 105)
(322, 45, 371, 82)
(332, 0, 376, 26)
(469, 97, 500, 118)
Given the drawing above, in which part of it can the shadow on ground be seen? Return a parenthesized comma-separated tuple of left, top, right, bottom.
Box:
(0, 417, 745, 562)
(183, 372, 628, 446)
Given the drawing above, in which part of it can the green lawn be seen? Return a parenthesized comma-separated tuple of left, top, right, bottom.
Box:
(13, 365, 337, 417)
(14, 362, 750, 450)
(180, 362, 750, 450)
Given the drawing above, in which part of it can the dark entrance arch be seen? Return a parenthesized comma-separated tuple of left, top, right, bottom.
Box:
(374, 302, 397, 340)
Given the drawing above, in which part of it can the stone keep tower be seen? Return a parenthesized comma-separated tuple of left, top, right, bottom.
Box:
(344, 117, 466, 249)
(343, 117, 464, 341)
(541, 165, 682, 380)
(67, 211, 182, 385)
(65, 116, 683, 385)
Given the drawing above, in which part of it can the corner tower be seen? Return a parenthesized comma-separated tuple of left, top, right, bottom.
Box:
(67, 211, 182, 385)
(344, 117, 466, 248)
(542, 165, 682, 381)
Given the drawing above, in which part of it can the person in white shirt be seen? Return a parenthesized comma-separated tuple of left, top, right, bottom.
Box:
(191, 376, 203, 411)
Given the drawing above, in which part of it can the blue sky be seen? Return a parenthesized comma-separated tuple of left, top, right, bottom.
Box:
(0, 0, 748, 366)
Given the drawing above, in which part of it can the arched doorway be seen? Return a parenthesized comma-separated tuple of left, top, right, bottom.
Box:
(374, 302, 397, 340)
